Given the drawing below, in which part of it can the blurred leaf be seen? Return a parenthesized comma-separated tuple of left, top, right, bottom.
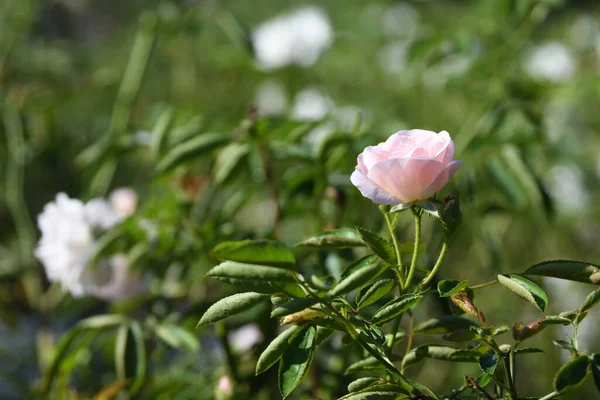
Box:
(256, 326, 298, 375)
(213, 142, 250, 185)
(154, 324, 199, 352)
(78, 314, 127, 329)
(211, 240, 295, 268)
(115, 321, 146, 394)
(329, 262, 387, 297)
(414, 315, 476, 334)
(553, 339, 576, 352)
(151, 107, 174, 159)
(437, 280, 469, 298)
(402, 345, 480, 369)
(207, 261, 297, 284)
(497, 274, 548, 311)
(591, 354, 600, 393)
(296, 228, 365, 249)
(348, 377, 381, 393)
(372, 294, 423, 325)
(356, 227, 396, 265)
(345, 357, 386, 375)
(579, 288, 600, 314)
(156, 133, 229, 173)
(338, 388, 408, 400)
(522, 260, 600, 285)
(196, 292, 269, 327)
(128, 321, 146, 393)
(278, 325, 317, 398)
(271, 298, 319, 318)
(478, 353, 499, 375)
(357, 279, 395, 309)
(554, 355, 590, 392)
(514, 347, 544, 354)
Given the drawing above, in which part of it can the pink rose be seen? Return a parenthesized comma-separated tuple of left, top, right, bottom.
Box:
(351, 129, 462, 205)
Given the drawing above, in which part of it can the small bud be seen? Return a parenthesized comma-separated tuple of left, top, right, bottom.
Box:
(442, 194, 462, 237)
(109, 187, 138, 218)
(451, 292, 487, 325)
(512, 319, 547, 342)
(215, 376, 233, 400)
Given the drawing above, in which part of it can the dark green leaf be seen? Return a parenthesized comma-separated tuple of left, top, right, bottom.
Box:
(213, 142, 250, 185)
(514, 347, 544, 354)
(539, 316, 572, 326)
(403, 344, 480, 369)
(479, 353, 499, 375)
(211, 240, 295, 268)
(157, 133, 229, 173)
(554, 355, 590, 392)
(154, 324, 200, 352)
(553, 339, 576, 352)
(197, 292, 269, 327)
(296, 228, 366, 248)
(207, 261, 296, 283)
(341, 255, 379, 281)
(523, 260, 600, 285)
(437, 280, 469, 298)
(278, 325, 317, 398)
(128, 321, 146, 393)
(329, 263, 387, 297)
(357, 279, 395, 309)
(591, 354, 600, 393)
(339, 391, 403, 400)
(372, 294, 423, 325)
(348, 377, 381, 393)
(580, 288, 600, 314)
(256, 326, 298, 375)
(497, 274, 548, 311)
(150, 107, 173, 159)
(271, 298, 319, 318)
(356, 227, 396, 265)
(345, 357, 386, 375)
(413, 315, 477, 334)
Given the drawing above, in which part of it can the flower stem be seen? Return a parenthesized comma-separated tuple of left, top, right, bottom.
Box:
(403, 210, 421, 290)
(420, 240, 448, 288)
(470, 280, 499, 290)
(383, 212, 405, 288)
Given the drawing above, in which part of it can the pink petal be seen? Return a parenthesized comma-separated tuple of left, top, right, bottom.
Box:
(432, 131, 455, 163)
(421, 160, 463, 199)
(361, 146, 389, 170)
(350, 170, 401, 205)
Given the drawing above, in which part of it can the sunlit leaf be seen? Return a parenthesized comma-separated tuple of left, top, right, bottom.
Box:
(497, 274, 548, 311)
(296, 228, 365, 248)
(256, 326, 298, 375)
(413, 315, 476, 334)
(356, 227, 396, 265)
(437, 280, 469, 298)
(348, 377, 381, 393)
(402, 344, 480, 369)
(329, 263, 387, 297)
(271, 298, 319, 318)
(579, 288, 600, 314)
(357, 279, 395, 309)
(207, 261, 296, 283)
(156, 133, 229, 173)
(211, 240, 295, 268)
(213, 142, 250, 185)
(197, 292, 269, 327)
(372, 294, 423, 325)
(278, 325, 317, 398)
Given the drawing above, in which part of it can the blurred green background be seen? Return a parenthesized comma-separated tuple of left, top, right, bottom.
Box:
(2, 0, 600, 399)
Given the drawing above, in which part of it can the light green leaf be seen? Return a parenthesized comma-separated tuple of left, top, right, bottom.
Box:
(402, 344, 480, 369)
(413, 315, 476, 334)
(207, 261, 296, 283)
(156, 133, 229, 173)
(357, 279, 395, 309)
(372, 294, 423, 325)
(591, 354, 600, 393)
(278, 325, 317, 398)
(256, 326, 298, 375)
(211, 240, 295, 268)
(437, 280, 469, 298)
(348, 377, 381, 393)
(341, 255, 379, 281)
(271, 298, 319, 318)
(213, 142, 250, 185)
(497, 274, 548, 312)
(539, 316, 572, 326)
(554, 355, 590, 392)
(197, 292, 269, 327)
(522, 260, 600, 285)
(579, 288, 600, 314)
(296, 228, 366, 248)
(78, 314, 126, 330)
(356, 227, 396, 265)
(150, 107, 173, 159)
(154, 324, 200, 352)
(329, 263, 387, 297)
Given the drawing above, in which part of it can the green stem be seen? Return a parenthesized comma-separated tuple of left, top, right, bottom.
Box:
(386, 313, 403, 354)
(383, 212, 405, 288)
(400, 311, 414, 374)
(420, 240, 448, 288)
(403, 210, 421, 290)
(470, 280, 499, 290)
(539, 391, 560, 400)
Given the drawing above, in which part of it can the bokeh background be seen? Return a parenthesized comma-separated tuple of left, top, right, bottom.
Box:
(2, 0, 600, 398)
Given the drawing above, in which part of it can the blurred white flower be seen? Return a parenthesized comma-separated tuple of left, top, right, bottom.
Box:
(546, 165, 589, 212)
(378, 41, 409, 75)
(252, 6, 333, 70)
(422, 54, 472, 87)
(291, 88, 334, 121)
(216, 375, 233, 399)
(109, 187, 138, 218)
(254, 79, 288, 116)
(569, 15, 599, 51)
(382, 3, 419, 39)
(228, 324, 263, 351)
(35, 192, 143, 300)
(524, 42, 576, 83)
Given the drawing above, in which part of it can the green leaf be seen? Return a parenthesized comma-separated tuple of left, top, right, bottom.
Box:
(591, 354, 600, 393)
(539, 316, 572, 326)
(413, 315, 477, 334)
(213, 142, 250, 185)
(256, 326, 298, 375)
(207, 261, 296, 283)
(357, 279, 395, 309)
(115, 324, 129, 381)
(78, 314, 127, 329)
(278, 325, 317, 398)
(554, 355, 590, 392)
(115, 322, 146, 393)
(341, 255, 379, 281)
(417, 200, 439, 218)
(156, 133, 229, 173)
(348, 377, 381, 393)
(437, 280, 469, 298)
(514, 347, 544, 354)
(497, 274, 548, 312)
(271, 298, 319, 318)
(402, 344, 480, 369)
(329, 263, 387, 297)
(553, 339, 576, 352)
(296, 228, 366, 248)
(345, 357, 386, 375)
(154, 324, 200, 352)
(479, 353, 499, 375)
(372, 294, 423, 325)
(211, 240, 295, 268)
(128, 321, 146, 393)
(339, 391, 403, 400)
(356, 227, 396, 265)
(522, 260, 600, 285)
(150, 107, 173, 159)
(579, 288, 600, 314)
(196, 292, 269, 327)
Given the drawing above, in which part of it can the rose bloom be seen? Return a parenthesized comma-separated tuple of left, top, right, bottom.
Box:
(351, 129, 462, 205)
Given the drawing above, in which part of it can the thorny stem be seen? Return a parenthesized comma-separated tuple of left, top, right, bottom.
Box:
(383, 211, 405, 288)
(403, 209, 421, 290)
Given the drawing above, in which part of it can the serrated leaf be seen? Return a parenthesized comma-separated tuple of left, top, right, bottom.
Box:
(271, 298, 319, 318)
(554, 355, 590, 392)
(413, 315, 477, 334)
(437, 280, 469, 298)
(197, 292, 268, 327)
(256, 326, 298, 375)
(479, 353, 499, 375)
(156, 133, 229, 173)
(207, 261, 296, 283)
(154, 324, 199, 352)
(553, 339, 576, 352)
(211, 240, 295, 268)
(591, 354, 600, 392)
(580, 288, 600, 314)
(497, 274, 548, 312)
(372, 294, 423, 325)
(341, 255, 379, 281)
(357, 279, 395, 309)
(348, 377, 381, 393)
(329, 263, 387, 297)
(403, 344, 480, 369)
(296, 228, 366, 248)
(539, 316, 572, 326)
(523, 260, 600, 285)
(345, 357, 385, 375)
(278, 325, 317, 398)
(213, 142, 250, 185)
(356, 227, 396, 265)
